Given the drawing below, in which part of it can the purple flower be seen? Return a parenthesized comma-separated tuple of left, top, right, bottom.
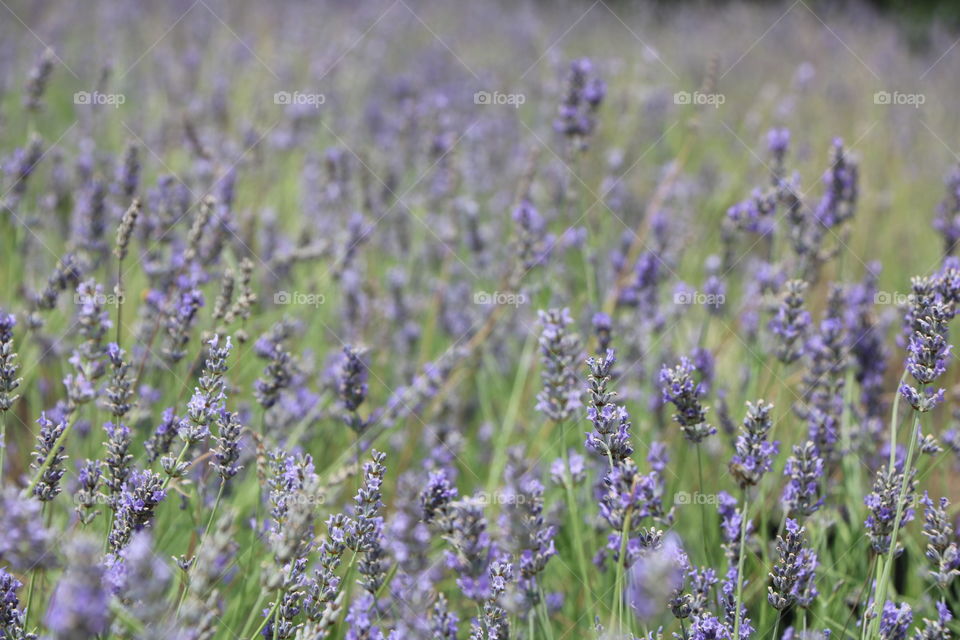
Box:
(627, 535, 687, 622)
(45, 536, 110, 640)
(934, 164, 960, 255)
(767, 127, 790, 160)
(769, 279, 810, 365)
(768, 519, 818, 610)
(585, 349, 633, 465)
(0, 567, 29, 638)
(660, 357, 715, 443)
(729, 400, 778, 489)
(550, 450, 586, 486)
(919, 493, 960, 589)
(30, 411, 68, 501)
(689, 613, 733, 640)
(554, 58, 604, 144)
(105, 531, 171, 627)
(103, 421, 132, 502)
(878, 601, 912, 640)
(592, 311, 613, 353)
(338, 345, 369, 433)
(900, 276, 952, 412)
(727, 189, 776, 235)
(0, 312, 21, 413)
(421, 469, 459, 531)
(865, 467, 917, 555)
(108, 469, 167, 552)
(536, 309, 582, 423)
(781, 441, 824, 517)
(162, 286, 204, 363)
(815, 138, 858, 228)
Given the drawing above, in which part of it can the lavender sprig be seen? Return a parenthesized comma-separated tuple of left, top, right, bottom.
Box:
(660, 357, 715, 443)
(536, 308, 582, 423)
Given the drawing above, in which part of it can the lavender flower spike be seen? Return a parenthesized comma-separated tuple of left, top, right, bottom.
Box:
(45, 536, 110, 639)
(660, 357, 715, 443)
(729, 400, 778, 489)
(338, 345, 369, 433)
(919, 493, 960, 589)
(536, 308, 583, 423)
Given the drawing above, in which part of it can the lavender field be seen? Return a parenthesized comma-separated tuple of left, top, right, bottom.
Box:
(2, 1, 960, 638)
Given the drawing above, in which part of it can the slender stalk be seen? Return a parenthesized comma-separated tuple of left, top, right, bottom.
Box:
(239, 591, 269, 639)
(176, 480, 226, 614)
(160, 441, 191, 492)
(772, 610, 783, 640)
(24, 503, 48, 629)
(868, 415, 921, 640)
(116, 258, 124, 348)
(560, 420, 596, 624)
(537, 584, 556, 640)
(696, 443, 710, 564)
(733, 490, 750, 640)
(0, 410, 7, 480)
(610, 505, 632, 635)
(250, 594, 280, 640)
(272, 587, 282, 640)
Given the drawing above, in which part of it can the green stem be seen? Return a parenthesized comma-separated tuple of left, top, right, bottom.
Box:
(116, 257, 124, 348)
(271, 588, 282, 640)
(176, 480, 225, 614)
(249, 595, 280, 640)
(696, 443, 710, 565)
(239, 591, 269, 639)
(610, 505, 632, 635)
(733, 491, 750, 640)
(0, 410, 7, 481)
(485, 333, 535, 498)
(560, 422, 595, 624)
(24, 503, 47, 629)
(868, 414, 921, 640)
(160, 441, 191, 492)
